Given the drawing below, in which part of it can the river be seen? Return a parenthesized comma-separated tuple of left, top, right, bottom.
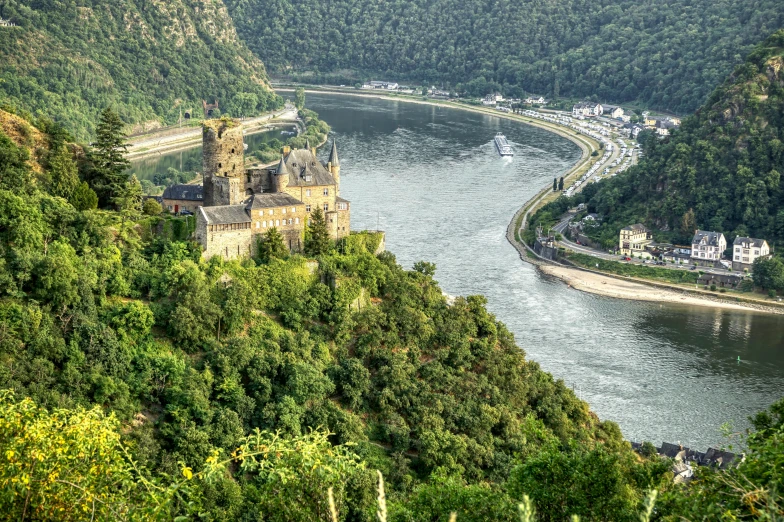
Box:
(131, 92, 784, 449)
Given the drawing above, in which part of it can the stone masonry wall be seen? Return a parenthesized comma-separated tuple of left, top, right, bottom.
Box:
(202, 119, 245, 206)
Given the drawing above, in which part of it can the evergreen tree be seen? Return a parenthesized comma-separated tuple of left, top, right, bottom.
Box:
(70, 181, 99, 211)
(47, 145, 79, 200)
(88, 108, 130, 208)
(258, 227, 288, 263)
(553, 178, 558, 191)
(558, 177, 564, 191)
(305, 208, 331, 256)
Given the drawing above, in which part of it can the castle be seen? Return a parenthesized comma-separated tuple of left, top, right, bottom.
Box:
(194, 118, 350, 259)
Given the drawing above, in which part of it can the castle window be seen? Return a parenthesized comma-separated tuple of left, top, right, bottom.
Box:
(268, 209, 273, 215)
(295, 217, 299, 224)
(275, 220, 280, 227)
(282, 208, 286, 214)
(306, 205, 311, 212)
(231, 148, 235, 154)
(323, 188, 329, 196)
(306, 189, 311, 197)
(291, 207, 296, 212)
(219, 163, 222, 168)
(256, 222, 260, 229)
(262, 221, 267, 227)
(323, 203, 329, 212)
(288, 218, 293, 225)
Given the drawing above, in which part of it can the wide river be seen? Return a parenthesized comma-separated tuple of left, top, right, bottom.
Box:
(131, 93, 784, 449)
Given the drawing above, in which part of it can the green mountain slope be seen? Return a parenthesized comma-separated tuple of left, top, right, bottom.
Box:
(581, 30, 784, 248)
(0, 0, 281, 140)
(0, 110, 672, 520)
(225, 0, 784, 114)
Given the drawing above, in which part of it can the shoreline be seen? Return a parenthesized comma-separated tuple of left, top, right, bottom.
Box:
(539, 265, 784, 315)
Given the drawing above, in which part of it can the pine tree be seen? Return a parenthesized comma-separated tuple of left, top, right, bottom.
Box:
(70, 181, 98, 211)
(258, 227, 288, 263)
(47, 145, 79, 200)
(305, 208, 331, 256)
(553, 178, 558, 191)
(88, 108, 130, 208)
(558, 177, 564, 191)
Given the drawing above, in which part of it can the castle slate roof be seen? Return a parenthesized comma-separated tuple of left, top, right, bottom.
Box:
(199, 204, 251, 225)
(281, 149, 337, 187)
(733, 236, 767, 247)
(328, 140, 340, 166)
(163, 184, 203, 201)
(245, 193, 302, 209)
(336, 196, 350, 203)
(692, 230, 724, 246)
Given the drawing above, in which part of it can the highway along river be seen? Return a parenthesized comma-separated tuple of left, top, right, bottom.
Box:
(130, 92, 784, 449)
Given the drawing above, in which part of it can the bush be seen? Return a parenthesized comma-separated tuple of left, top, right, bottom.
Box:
(768, 289, 777, 298)
(710, 284, 717, 291)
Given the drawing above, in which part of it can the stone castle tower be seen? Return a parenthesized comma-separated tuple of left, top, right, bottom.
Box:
(327, 140, 340, 195)
(202, 119, 245, 206)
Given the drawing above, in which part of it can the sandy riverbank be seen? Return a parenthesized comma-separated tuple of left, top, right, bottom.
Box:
(539, 265, 782, 314)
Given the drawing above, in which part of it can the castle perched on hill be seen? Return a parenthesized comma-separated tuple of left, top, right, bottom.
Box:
(195, 118, 350, 259)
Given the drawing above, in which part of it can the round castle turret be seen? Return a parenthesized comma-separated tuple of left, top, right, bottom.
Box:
(274, 156, 290, 192)
(202, 118, 245, 206)
(328, 140, 340, 195)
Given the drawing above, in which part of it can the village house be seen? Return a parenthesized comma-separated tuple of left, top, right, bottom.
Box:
(572, 102, 603, 117)
(619, 223, 653, 257)
(603, 105, 625, 119)
(656, 119, 678, 136)
(162, 184, 203, 214)
(732, 237, 770, 271)
(691, 230, 726, 267)
(362, 81, 399, 90)
(525, 96, 547, 105)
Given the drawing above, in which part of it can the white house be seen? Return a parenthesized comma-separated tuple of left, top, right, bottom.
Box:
(525, 96, 547, 105)
(603, 105, 624, 119)
(732, 237, 770, 271)
(691, 230, 727, 266)
(572, 102, 603, 117)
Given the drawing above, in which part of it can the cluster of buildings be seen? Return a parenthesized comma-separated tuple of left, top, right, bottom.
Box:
(0, 17, 15, 27)
(571, 101, 630, 121)
(630, 441, 738, 484)
(155, 118, 351, 260)
(618, 224, 771, 272)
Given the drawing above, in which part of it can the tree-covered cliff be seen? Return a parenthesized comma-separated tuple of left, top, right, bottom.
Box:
(581, 30, 784, 249)
(0, 0, 281, 140)
(224, 0, 784, 114)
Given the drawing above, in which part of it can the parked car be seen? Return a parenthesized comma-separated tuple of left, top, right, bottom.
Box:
(179, 210, 194, 216)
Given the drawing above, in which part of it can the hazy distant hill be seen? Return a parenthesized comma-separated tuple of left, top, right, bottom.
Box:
(0, 0, 281, 140)
(225, 0, 783, 114)
(582, 30, 784, 247)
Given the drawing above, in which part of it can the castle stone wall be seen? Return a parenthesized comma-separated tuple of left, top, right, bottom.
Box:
(202, 119, 245, 206)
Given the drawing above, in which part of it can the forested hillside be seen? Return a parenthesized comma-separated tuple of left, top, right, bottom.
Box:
(0, 0, 281, 140)
(1, 94, 783, 522)
(580, 30, 784, 249)
(225, 0, 784, 114)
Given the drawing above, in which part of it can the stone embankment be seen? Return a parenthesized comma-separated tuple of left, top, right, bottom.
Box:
(126, 107, 299, 160)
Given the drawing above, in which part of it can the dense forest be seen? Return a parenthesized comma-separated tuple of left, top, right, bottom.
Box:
(569, 30, 784, 252)
(0, 0, 281, 140)
(225, 0, 784, 114)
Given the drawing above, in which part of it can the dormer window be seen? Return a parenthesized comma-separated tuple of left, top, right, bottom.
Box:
(305, 175, 312, 182)
(292, 163, 298, 168)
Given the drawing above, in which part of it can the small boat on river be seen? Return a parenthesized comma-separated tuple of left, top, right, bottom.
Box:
(494, 132, 514, 156)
